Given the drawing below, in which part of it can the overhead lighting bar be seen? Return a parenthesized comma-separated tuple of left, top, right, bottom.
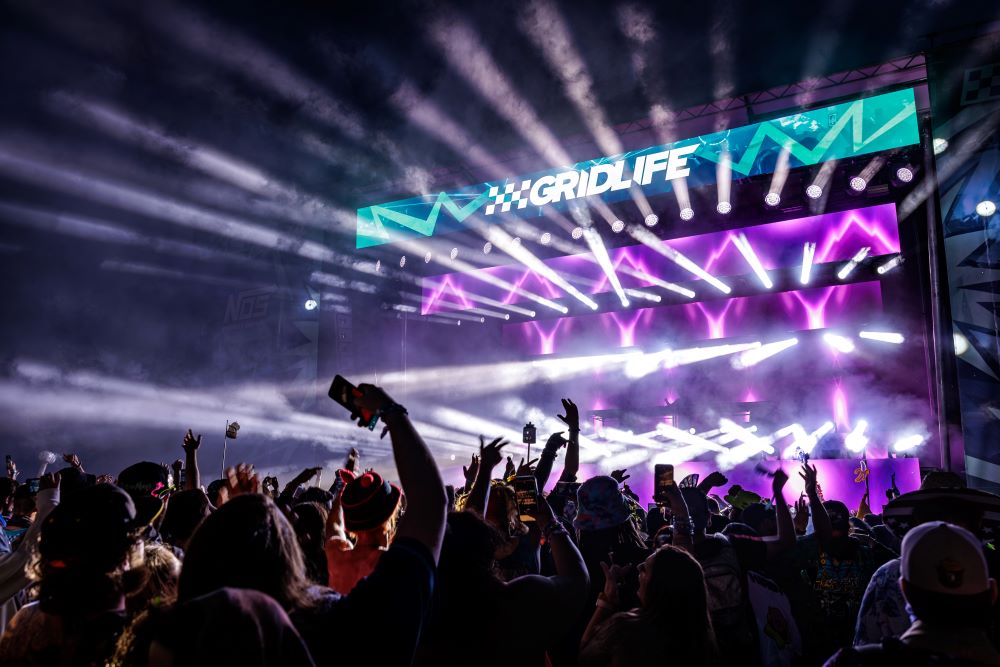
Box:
(732, 232, 773, 289)
(800, 242, 816, 285)
(877, 254, 903, 274)
(837, 246, 871, 280)
(628, 225, 731, 294)
(859, 331, 905, 344)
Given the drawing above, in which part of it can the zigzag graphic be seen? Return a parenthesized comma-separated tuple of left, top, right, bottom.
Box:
(357, 189, 491, 248)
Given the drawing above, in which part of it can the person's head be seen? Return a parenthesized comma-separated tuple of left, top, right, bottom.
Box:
(680, 487, 710, 534)
(124, 542, 181, 616)
(296, 486, 334, 510)
(920, 471, 967, 490)
(178, 493, 313, 611)
(824, 500, 851, 537)
(437, 511, 503, 587)
(0, 478, 17, 514)
(574, 476, 631, 533)
(117, 462, 170, 528)
(292, 501, 328, 552)
(900, 522, 996, 630)
(206, 479, 227, 508)
(740, 503, 776, 537)
(34, 483, 138, 614)
(484, 482, 528, 539)
(11, 483, 35, 517)
(340, 471, 402, 540)
(159, 489, 213, 550)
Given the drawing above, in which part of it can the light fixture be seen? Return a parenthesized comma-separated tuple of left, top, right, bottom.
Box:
(424, 251, 433, 263)
(572, 227, 584, 239)
(849, 176, 867, 193)
(511, 237, 521, 247)
(483, 241, 493, 254)
(823, 333, 855, 354)
(859, 331, 905, 344)
(837, 246, 871, 280)
(611, 220, 625, 233)
(679, 207, 694, 221)
(399, 255, 407, 268)
(450, 247, 459, 259)
(540, 232, 552, 245)
(976, 200, 996, 217)
(877, 255, 903, 274)
(644, 214, 659, 227)
(893, 434, 925, 452)
(375, 259, 381, 272)
(933, 137, 948, 154)
(806, 184, 823, 199)
(732, 232, 773, 289)
(895, 166, 914, 183)
(800, 242, 816, 285)
(953, 332, 969, 355)
(304, 299, 318, 311)
(764, 192, 781, 207)
(716, 201, 732, 215)
(844, 420, 869, 453)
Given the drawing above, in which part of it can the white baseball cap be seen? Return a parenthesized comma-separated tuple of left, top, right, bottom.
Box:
(901, 521, 989, 596)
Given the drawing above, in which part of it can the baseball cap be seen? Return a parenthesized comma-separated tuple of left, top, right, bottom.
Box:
(901, 521, 989, 596)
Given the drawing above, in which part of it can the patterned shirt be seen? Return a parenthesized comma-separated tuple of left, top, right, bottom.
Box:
(854, 558, 912, 646)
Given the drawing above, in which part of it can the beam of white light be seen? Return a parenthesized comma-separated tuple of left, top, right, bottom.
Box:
(858, 156, 886, 185)
(767, 143, 792, 203)
(603, 428, 664, 449)
(581, 226, 629, 307)
(732, 233, 773, 289)
(421, 283, 537, 317)
(823, 333, 856, 354)
(624, 289, 661, 303)
(590, 258, 694, 298)
(809, 160, 838, 204)
(603, 447, 656, 472)
(800, 242, 816, 285)
(716, 151, 732, 212)
(488, 227, 599, 310)
(628, 225, 731, 294)
(844, 420, 869, 453)
(781, 421, 836, 459)
(425, 310, 486, 324)
(664, 341, 761, 368)
(427, 300, 513, 320)
(397, 237, 568, 313)
(893, 434, 925, 452)
(731, 338, 799, 369)
(877, 255, 903, 275)
(837, 246, 871, 280)
(719, 419, 773, 453)
(859, 331, 905, 344)
(655, 423, 727, 452)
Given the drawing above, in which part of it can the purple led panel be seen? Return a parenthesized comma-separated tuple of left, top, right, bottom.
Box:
(422, 203, 899, 311)
(501, 281, 884, 355)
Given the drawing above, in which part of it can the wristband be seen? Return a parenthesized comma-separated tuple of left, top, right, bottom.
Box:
(379, 402, 408, 418)
(542, 520, 568, 540)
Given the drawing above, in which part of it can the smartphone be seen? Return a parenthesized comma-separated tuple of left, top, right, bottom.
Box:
(25, 478, 40, 494)
(513, 475, 539, 522)
(328, 375, 378, 430)
(653, 464, 675, 504)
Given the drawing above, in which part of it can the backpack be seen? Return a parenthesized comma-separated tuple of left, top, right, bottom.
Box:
(699, 535, 746, 629)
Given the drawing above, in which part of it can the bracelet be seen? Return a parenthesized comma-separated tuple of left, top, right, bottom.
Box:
(379, 402, 408, 418)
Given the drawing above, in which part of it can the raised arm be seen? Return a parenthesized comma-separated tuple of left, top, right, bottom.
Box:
(697, 470, 728, 496)
(0, 473, 59, 604)
(181, 429, 201, 491)
(800, 463, 832, 546)
(465, 436, 507, 515)
(664, 482, 694, 551)
(557, 398, 579, 483)
(356, 384, 447, 561)
(765, 468, 796, 559)
(534, 432, 565, 490)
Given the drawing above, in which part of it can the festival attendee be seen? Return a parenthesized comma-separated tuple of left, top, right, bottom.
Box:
(158, 488, 213, 553)
(579, 545, 719, 666)
(3, 484, 35, 549)
(854, 485, 1000, 647)
(827, 522, 1000, 666)
(124, 542, 180, 617)
(414, 496, 589, 666)
(177, 383, 446, 667)
(291, 501, 329, 586)
(325, 470, 401, 593)
(0, 482, 135, 666)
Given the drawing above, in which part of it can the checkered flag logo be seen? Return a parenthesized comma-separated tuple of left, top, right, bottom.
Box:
(962, 63, 1000, 107)
(485, 180, 531, 215)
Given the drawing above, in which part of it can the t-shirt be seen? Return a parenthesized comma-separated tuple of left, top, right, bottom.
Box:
(854, 558, 910, 646)
(0, 602, 126, 667)
(292, 537, 435, 667)
(324, 536, 386, 594)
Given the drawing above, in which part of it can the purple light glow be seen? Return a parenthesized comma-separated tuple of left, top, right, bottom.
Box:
(502, 282, 883, 356)
(423, 204, 900, 311)
(833, 382, 850, 430)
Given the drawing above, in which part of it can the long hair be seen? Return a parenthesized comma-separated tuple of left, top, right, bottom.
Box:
(605, 546, 718, 665)
(178, 494, 314, 611)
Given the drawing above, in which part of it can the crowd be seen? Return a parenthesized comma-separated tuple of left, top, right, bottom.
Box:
(0, 384, 997, 666)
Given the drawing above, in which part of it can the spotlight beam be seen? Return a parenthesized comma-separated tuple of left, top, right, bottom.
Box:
(488, 227, 599, 310)
(731, 338, 798, 369)
(837, 246, 871, 280)
(628, 225, 731, 294)
(732, 233, 773, 289)
(859, 331, 905, 344)
(800, 242, 816, 285)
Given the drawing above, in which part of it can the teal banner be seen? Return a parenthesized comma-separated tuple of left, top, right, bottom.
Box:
(357, 87, 919, 248)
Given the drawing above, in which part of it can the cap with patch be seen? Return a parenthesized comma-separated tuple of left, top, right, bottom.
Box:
(901, 521, 989, 596)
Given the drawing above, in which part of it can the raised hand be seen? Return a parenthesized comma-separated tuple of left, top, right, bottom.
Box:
(599, 555, 633, 607)
(557, 398, 579, 431)
(39, 472, 61, 491)
(799, 463, 819, 496)
(702, 471, 728, 489)
(610, 469, 631, 485)
(462, 453, 480, 487)
(544, 431, 567, 452)
(62, 453, 83, 471)
(345, 447, 360, 473)
(182, 429, 202, 453)
(793, 494, 809, 533)
(479, 436, 508, 471)
(292, 467, 323, 486)
(225, 463, 259, 497)
(6, 457, 17, 480)
(516, 457, 539, 476)
(262, 475, 279, 497)
(771, 468, 790, 497)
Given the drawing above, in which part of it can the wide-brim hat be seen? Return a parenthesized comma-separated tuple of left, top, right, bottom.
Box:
(573, 475, 631, 532)
(882, 488, 1000, 542)
(341, 471, 402, 532)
